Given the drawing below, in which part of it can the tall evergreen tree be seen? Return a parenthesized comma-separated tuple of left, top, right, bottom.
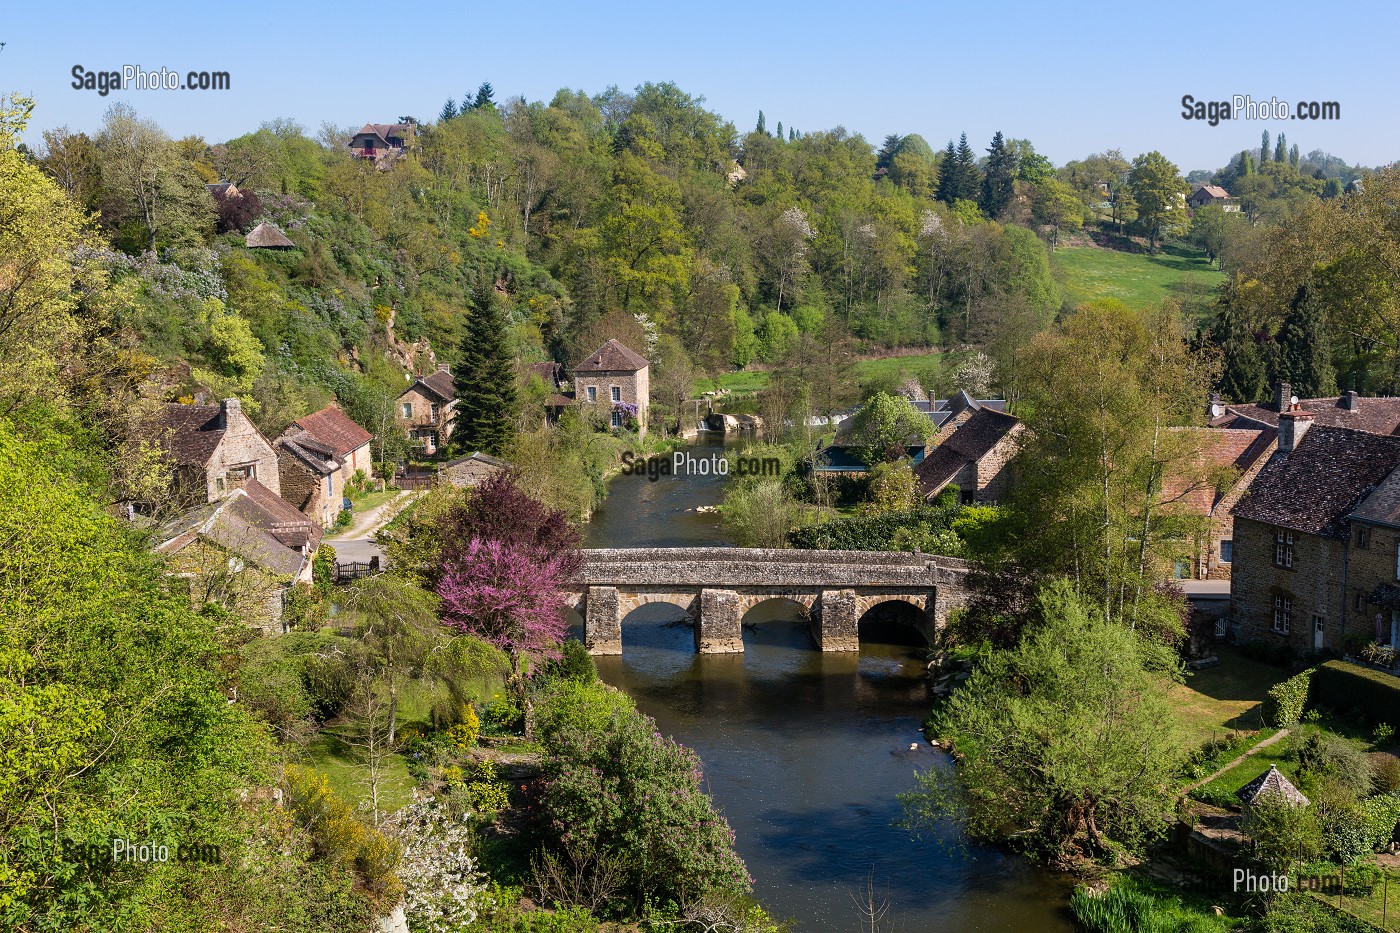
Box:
(980, 131, 1016, 218)
(472, 82, 495, 110)
(1206, 305, 1269, 403)
(935, 139, 959, 203)
(1260, 130, 1270, 163)
(756, 111, 766, 135)
(877, 134, 903, 170)
(775, 121, 783, 140)
(1289, 144, 1300, 168)
(1275, 286, 1336, 399)
(953, 132, 980, 202)
(439, 98, 458, 123)
(454, 288, 518, 456)
(1274, 132, 1286, 163)
(788, 127, 796, 142)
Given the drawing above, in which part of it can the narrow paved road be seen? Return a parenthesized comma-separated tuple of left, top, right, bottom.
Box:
(324, 491, 417, 564)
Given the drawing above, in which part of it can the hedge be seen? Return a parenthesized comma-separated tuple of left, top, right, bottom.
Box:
(1265, 668, 1316, 727)
(1313, 660, 1400, 728)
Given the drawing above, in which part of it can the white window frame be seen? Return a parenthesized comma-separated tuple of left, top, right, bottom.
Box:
(610, 385, 621, 402)
(401, 402, 412, 419)
(1272, 594, 1292, 634)
(1274, 529, 1294, 569)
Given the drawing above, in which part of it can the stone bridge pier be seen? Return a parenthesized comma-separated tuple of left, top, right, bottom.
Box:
(569, 548, 970, 656)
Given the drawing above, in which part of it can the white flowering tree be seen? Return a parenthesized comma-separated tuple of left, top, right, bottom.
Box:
(388, 797, 491, 933)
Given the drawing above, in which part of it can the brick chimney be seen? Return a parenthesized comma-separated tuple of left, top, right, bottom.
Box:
(1344, 390, 1360, 411)
(1278, 408, 1314, 454)
(216, 397, 240, 429)
(1273, 380, 1292, 413)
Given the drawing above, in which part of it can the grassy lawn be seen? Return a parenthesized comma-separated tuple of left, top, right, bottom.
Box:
(301, 731, 418, 813)
(1051, 242, 1224, 320)
(347, 488, 396, 513)
(1168, 645, 1287, 746)
(853, 351, 943, 385)
(693, 370, 770, 396)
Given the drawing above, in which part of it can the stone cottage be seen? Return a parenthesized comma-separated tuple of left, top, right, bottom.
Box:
(439, 452, 512, 489)
(152, 479, 321, 632)
(151, 398, 281, 506)
(276, 406, 374, 528)
(573, 339, 650, 438)
(396, 365, 456, 454)
(913, 407, 1022, 504)
(1231, 412, 1400, 656)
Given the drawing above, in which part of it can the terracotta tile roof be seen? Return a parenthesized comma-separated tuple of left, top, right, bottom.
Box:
(289, 405, 372, 458)
(150, 403, 226, 466)
(1233, 426, 1400, 537)
(1219, 395, 1400, 435)
(914, 408, 1020, 495)
(1161, 427, 1275, 517)
(1192, 185, 1232, 200)
(574, 339, 648, 373)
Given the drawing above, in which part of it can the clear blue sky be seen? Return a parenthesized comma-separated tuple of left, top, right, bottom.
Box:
(4, 0, 1396, 172)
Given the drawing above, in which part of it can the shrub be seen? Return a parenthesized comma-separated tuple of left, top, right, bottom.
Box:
(480, 696, 525, 735)
(313, 543, 337, 591)
(1357, 792, 1400, 851)
(301, 651, 356, 722)
(1190, 782, 1238, 808)
(1264, 668, 1314, 727)
(1294, 731, 1373, 798)
(535, 680, 634, 751)
(534, 639, 598, 688)
(447, 706, 480, 750)
(1314, 660, 1400, 728)
(282, 765, 403, 908)
(1371, 752, 1400, 793)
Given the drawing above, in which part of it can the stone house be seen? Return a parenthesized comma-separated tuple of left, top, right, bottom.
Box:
(1231, 413, 1400, 656)
(1187, 184, 1240, 212)
(275, 404, 375, 526)
(396, 365, 456, 454)
(913, 407, 1022, 504)
(152, 398, 281, 506)
(573, 339, 650, 437)
(153, 479, 321, 632)
(348, 122, 412, 161)
(439, 452, 512, 489)
(1161, 426, 1276, 580)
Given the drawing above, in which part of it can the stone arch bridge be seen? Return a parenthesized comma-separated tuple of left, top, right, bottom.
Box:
(567, 548, 970, 655)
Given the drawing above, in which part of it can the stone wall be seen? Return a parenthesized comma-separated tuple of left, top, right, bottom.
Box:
(1231, 516, 1346, 653)
(277, 454, 339, 527)
(976, 430, 1021, 503)
(574, 366, 649, 438)
(1344, 522, 1400, 645)
(205, 399, 280, 500)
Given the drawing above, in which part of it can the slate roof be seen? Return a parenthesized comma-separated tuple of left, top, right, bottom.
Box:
(1232, 425, 1400, 538)
(276, 435, 339, 478)
(245, 221, 294, 249)
(151, 403, 226, 466)
(812, 445, 927, 473)
(1216, 394, 1400, 436)
(153, 480, 320, 579)
(404, 367, 455, 401)
(288, 405, 372, 458)
(527, 361, 563, 386)
(574, 339, 648, 373)
(443, 451, 513, 470)
(914, 408, 1021, 495)
(1238, 764, 1309, 807)
(1161, 427, 1275, 517)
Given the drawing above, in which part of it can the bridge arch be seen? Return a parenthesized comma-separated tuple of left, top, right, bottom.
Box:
(857, 597, 934, 647)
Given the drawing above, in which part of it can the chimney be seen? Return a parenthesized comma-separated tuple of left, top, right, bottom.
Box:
(1344, 390, 1360, 411)
(1209, 392, 1225, 420)
(216, 397, 240, 429)
(1273, 381, 1292, 413)
(1278, 408, 1314, 454)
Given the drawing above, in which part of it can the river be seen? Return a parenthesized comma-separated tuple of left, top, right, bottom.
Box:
(583, 439, 1075, 932)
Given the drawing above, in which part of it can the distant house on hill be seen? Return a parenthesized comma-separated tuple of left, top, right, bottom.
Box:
(572, 339, 650, 438)
(275, 405, 374, 527)
(1187, 185, 1240, 212)
(349, 122, 413, 161)
(149, 398, 281, 506)
(397, 365, 456, 454)
(245, 221, 294, 249)
(153, 479, 321, 632)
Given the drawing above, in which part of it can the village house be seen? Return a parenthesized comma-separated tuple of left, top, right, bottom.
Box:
(348, 122, 413, 162)
(1230, 413, 1400, 656)
(151, 398, 281, 506)
(1161, 426, 1276, 580)
(396, 365, 457, 454)
(1187, 184, 1241, 212)
(275, 405, 374, 528)
(439, 451, 512, 489)
(1211, 381, 1400, 435)
(913, 406, 1022, 504)
(152, 479, 321, 632)
(572, 339, 650, 438)
(816, 390, 1009, 477)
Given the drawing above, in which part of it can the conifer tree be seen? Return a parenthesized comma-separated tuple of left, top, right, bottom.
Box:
(954, 132, 980, 202)
(1260, 130, 1270, 163)
(788, 127, 796, 142)
(454, 287, 518, 456)
(980, 130, 1016, 218)
(1274, 132, 1286, 163)
(439, 98, 458, 123)
(935, 139, 958, 203)
(1276, 286, 1336, 399)
(1289, 144, 1299, 168)
(775, 121, 783, 140)
(756, 111, 766, 135)
(472, 82, 495, 110)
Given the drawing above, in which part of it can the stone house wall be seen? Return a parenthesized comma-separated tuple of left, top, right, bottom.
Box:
(204, 400, 280, 500)
(1344, 521, 1400, 646)
(1231, 516, 1347, 653)
(975, 432, 1020, 503)
(574, 366, 649, 437)
(278, 455, 343, 528)
(396, 386, 453, 452)
(440, 458, 506, 489)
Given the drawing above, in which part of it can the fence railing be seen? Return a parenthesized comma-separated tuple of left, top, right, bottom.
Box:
(394, 472, 435, 490)
(333, 557, 382, 584)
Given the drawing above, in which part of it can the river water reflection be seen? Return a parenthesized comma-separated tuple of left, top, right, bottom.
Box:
(584, 442, 1074, 931)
